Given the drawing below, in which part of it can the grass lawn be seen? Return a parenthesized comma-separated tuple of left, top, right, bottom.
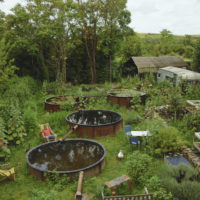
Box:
(0, 78, 197, 200)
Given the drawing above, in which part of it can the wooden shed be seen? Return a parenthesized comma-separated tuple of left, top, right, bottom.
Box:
(123, 56, 188, 76)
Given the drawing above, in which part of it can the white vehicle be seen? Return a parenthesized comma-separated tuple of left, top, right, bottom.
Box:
(157, 66, 200, 86)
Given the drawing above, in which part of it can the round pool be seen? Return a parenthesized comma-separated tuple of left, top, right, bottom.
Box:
(107, 89, 146, 108)
(45, 95, 68, 112)
(26, 139, 106, 181)
(66, 110, 123, 138)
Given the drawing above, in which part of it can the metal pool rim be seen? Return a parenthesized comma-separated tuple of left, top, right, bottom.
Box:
(26, 138, 106, 174)
(65, 109, 122, 127)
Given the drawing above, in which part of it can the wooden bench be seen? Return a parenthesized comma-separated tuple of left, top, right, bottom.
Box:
(105, 175, 132, 196)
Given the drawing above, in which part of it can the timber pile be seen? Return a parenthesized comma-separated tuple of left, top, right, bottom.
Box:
(155, 105, 171, 118)
(182, 147, 200, 173)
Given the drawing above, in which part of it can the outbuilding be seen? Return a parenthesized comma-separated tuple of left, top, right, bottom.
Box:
(123, 56, 188, 76)
(157, 66, 200, 86)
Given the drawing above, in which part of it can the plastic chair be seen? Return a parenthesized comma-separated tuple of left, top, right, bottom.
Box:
(125, 125, 132, 136)
(0, 167, 15, 182)
(129, 136, 140, 145)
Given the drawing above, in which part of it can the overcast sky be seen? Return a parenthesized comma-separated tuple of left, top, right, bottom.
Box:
(0, 0, 200, 35)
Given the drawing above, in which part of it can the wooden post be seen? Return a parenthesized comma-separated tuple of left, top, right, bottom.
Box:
(59, 125, 78, 141)
(75, 171, 84, 200)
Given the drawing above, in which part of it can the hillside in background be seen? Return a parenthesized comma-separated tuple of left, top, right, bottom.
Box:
(138, 33, 200, 40)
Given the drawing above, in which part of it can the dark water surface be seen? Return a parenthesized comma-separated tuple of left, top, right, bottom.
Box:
(29, 141, 104, 171)
(67, 110, 121, 125)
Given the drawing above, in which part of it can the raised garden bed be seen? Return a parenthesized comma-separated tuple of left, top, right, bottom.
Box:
(107, 89, 146, 108)
(45, 95, 76, 112)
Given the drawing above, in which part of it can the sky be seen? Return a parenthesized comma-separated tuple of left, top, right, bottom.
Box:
(0, 0, 200, 35)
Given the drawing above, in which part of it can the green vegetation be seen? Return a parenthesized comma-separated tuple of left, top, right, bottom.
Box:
(1, 0, 200, 199)
(157, 164, 200, 200)
(0, 75, 199, 199)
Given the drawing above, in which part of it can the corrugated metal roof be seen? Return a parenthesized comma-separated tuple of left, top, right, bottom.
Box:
(160, 66, 200, 80)
(131, 56, 188, 74)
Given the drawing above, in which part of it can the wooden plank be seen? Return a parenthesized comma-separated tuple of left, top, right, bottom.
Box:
(75, 171, 84, 200)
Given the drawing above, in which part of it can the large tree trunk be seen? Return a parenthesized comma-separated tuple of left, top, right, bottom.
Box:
(109, 53, 112, 82)
(84, 33, 96, 84)
(92, 41, 96, 83)
(62, 47, 67, 83)
(91, 21, 97, 83)
(109, 23, 113, 82)
(39, 47, 49, 81)
(56, 60, 60, 82)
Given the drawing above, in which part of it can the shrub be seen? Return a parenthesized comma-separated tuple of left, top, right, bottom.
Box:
(124, 111, 142, 125)
(3, 76, 38, 108)
(153, 188, 176, 200)
(158, 164, 200, 200)
(45, 173, 70, 192)
(135, 119, 164, 135)
(6, 104, 27, 145)
(47, 111, 68, 129)
(126, 151, 153, 186)
(168, 92, 185, 120)
(185, 83, 200, 99)
(28, 188, 59, 200)
(23, 108, 38, 136)
(60, 96, 75, 111)
(186, 110, 200, 131)
(42, 81, 67, 95)
(150, 127, 184, 157)
(146, 175, 162, 192)
(0, 117, 10, 159)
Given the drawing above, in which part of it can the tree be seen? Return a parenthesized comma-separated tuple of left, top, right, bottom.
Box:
(0, 11, 6, 39)
(3, 0, 77, 82)
(100, 0, 131, 82)
(0, 39, 17, 91)
(160, 29, 174, 55)
(121, 34, 142, 63)
(192, 39, 200, 72)
(77, 0, 102, 83)
(26, 0, 77, 83)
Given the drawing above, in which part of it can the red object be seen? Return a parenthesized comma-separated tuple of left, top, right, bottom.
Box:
(0, 139, 5, 147)
(42, 128, 52, 137)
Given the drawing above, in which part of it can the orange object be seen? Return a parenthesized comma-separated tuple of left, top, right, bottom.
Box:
(42, 128, 52, 137)
(40, 124, 57, 142)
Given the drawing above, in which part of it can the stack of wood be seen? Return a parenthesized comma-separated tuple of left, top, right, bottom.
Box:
(182, 147, 200, 173)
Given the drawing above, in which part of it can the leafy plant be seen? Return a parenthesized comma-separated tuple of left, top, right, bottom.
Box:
(124, 111, 142, 125)
(42, 81, 67, 96)
(23, 108, 38, 136)
(168, 92, 185, 120)
(28, 188, 60, 200)
(186, 109, 200, 131)
(150, 127, 184, 157)
(6, 104, 27, 145)
(153, 188, 176, 200)
(146, 175, 162, 192)
(158, 164, 200, 200)
(45, 173, 70, 192)
(3, 76, 38, 109)
(0, 117, 10, 159)
(47, 111, 69, 129)
(126, 151, 153, 186)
